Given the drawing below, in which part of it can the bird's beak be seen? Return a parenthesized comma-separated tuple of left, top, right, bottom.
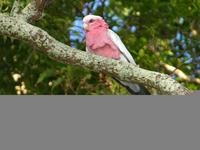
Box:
(83, 23, 88, 30)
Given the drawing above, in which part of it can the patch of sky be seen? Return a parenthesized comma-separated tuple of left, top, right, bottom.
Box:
(104, 0, 110, 6)
(110, 15, 124, 29)
(82, 8, 88, 16)
(171, 74, 177, 80)
(69, 19, 85, 47)
(184, 58, 193, 64)
(112, 15, 118, 21)
(73, 19, 83, 29)
(184, 52, 191, 58)
(130, 26, 137, 33)
(172, 31, 187, 50)
(112, 26, 119, 32)
(179, 52, 192, 63)
(181, 34, 185, 41)
(70, 42, 77, 48)
(92, 0, 103, 11)
(196, 56, 200, 61)
(197, 63, 200, 69)
(191, 74, 196, 78)
(176, 51, 180, 56)
(182, 43, 187, 49)
(176, 31, 181, 40)
(116, 19, 124, 27)
(82, 0, 109, 15)
(180, 57, 184, 61)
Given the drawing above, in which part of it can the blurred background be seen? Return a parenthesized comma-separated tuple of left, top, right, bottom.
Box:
(0, 0, 199, 95)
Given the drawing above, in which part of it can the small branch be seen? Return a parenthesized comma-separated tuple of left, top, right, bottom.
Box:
(20, 0, 52, 22)
(11, 0, 21, 16)
(36, 0, 52, 12)
(20, 0, 42, 22)
(163, 63, 200, 84)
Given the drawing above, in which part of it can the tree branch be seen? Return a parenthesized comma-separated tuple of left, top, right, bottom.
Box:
(163, 63, 200, 84)
(20, 0, 51, 22)
(36, 0, 52, 12)
(0, 1, 193, 95)
(20, 0, 41, 22)
(11, 0, 21, 16)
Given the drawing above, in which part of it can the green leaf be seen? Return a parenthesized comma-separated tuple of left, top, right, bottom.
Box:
(138, 49, 145, 57)
(165, 50, 174, 56)
(36, 69, 55, 84)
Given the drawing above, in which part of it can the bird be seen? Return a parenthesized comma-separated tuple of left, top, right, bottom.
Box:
(82, 15, 150, 95)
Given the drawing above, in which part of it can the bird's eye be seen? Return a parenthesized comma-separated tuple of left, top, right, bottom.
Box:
(89, 19, 94, 23)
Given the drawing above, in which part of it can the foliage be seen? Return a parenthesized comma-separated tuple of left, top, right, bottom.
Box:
(0, 0, 199, 95)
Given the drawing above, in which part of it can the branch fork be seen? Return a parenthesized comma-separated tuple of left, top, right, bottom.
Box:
(10, 0, 50, 22)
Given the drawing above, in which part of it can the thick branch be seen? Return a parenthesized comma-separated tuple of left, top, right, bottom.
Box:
(0, 14, 192, 95)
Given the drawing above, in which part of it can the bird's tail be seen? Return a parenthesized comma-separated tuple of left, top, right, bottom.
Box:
(113, 77, 150, 95)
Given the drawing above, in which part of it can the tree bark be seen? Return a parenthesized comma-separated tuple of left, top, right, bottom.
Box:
(0, 1, 192, 95)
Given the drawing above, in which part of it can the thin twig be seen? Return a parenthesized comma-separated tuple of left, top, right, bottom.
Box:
(20, 0, 52, 22)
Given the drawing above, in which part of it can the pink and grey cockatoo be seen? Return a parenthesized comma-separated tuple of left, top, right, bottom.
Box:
(83, 15, 150, 95)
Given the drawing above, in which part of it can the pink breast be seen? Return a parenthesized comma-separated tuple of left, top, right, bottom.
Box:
(86, 29, 120, 59)
(93, 44, 120, 59)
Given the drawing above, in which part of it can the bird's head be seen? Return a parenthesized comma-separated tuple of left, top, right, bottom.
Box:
(83, 15, 108, 31)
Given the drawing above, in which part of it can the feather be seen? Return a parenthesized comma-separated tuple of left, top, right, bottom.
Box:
(86, 47, 89, 52)
(107, 29, 150, 95)
(107, 29, 136, 64)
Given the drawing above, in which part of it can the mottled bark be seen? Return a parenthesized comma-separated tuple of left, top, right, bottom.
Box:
(11, 0, 21, 15)
(0, 1, 193, 95)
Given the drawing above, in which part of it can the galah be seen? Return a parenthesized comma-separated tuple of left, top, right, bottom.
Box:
(83, 15, 150, 95)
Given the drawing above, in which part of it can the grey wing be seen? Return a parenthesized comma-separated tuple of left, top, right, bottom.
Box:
(107, 29, 136, 64)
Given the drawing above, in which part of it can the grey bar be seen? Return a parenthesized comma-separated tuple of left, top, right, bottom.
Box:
(0, 96, 199, 150)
